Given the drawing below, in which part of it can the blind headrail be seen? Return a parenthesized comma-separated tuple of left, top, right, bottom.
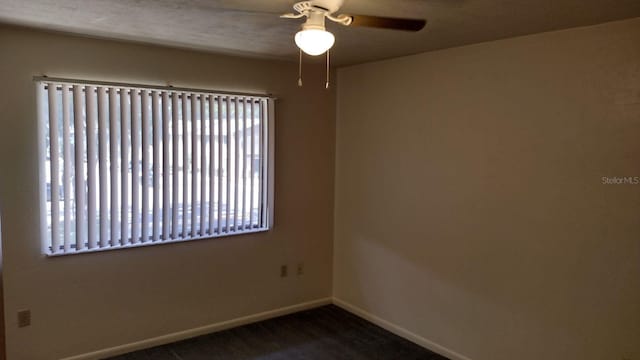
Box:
(33, 76, 277, 100)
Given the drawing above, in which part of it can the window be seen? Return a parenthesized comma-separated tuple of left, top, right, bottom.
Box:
(37, 79, 274, 256)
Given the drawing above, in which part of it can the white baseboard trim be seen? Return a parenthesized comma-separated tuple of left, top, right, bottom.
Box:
(332, 297, 473, 360)
(61, 297, 332, 360)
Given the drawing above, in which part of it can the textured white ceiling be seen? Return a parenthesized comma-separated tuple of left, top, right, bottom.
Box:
(1, 0, 639, 66)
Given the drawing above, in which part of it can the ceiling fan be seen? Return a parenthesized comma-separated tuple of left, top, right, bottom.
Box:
(280, 0, 427, 56)
(277, 0, 427, 87)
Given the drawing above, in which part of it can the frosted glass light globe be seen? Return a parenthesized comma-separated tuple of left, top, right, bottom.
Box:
(295, 29, 335, 56)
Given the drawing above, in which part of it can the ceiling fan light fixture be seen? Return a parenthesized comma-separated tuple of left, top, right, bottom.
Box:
(295, 27, 335, 56)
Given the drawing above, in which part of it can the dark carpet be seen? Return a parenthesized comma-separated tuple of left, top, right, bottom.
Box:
(106, 305, 449, 360)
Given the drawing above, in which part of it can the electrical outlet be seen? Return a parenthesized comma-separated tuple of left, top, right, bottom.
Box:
(297, 263, 304, 276)
(17, 310, 31, 328)
(280, 265, 288, 277)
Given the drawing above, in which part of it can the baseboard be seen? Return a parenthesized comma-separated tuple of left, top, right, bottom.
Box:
(332, 297, 473, 360)
(61, 297, 332, 360)
(60, 296, 469, 360)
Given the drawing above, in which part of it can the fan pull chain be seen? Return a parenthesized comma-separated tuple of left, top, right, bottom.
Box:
(298, 48, 303, 87)
(325, 49, 330, 89)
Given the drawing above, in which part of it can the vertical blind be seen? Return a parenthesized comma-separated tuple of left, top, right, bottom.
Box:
(37, 80, 274, 256)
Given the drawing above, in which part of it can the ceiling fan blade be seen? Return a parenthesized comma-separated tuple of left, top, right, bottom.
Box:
(349, 15, 426, 32)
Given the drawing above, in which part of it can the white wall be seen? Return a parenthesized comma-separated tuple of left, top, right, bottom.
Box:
(335, 18, 640, 360)
(0, 26, 335, 360)
(0, 211, 5, 360)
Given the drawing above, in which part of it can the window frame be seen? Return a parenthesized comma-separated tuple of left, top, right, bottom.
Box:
(36, 77, 275, 256)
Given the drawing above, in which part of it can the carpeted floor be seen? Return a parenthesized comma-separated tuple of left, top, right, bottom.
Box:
(106, 305, 449, 360)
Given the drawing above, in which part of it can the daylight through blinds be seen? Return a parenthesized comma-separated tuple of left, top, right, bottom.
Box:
(38, 80, 274, 255)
